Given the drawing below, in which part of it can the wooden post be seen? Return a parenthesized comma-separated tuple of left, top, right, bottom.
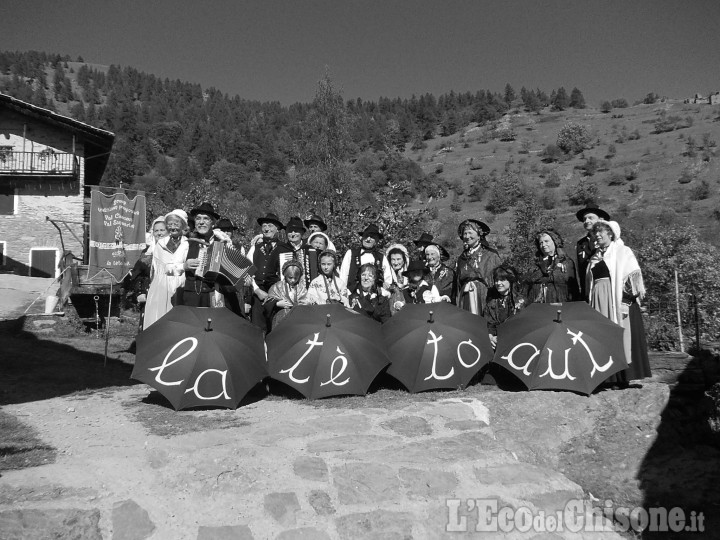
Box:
(675, 269, 684, 353)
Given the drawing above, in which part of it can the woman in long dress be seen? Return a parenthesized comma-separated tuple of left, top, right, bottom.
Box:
(586, 220, 651, 383)
(454, 219, 501, 315)
(524, 229, 578, 304)
(143, 210, 189, 330)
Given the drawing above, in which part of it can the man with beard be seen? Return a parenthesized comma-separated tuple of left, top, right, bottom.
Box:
(247, 212, 292, 332)
(284, 216, 319, 287)
(339, 223, 393, 292)
(176, 202, 236, 308)
(575, 206, 610, 300)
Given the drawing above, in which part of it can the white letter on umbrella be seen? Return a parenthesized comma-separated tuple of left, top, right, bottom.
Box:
(280, 333, 324, 384)
(424, 330, 454, 381)
(320, 347, 350, 387)
(183, 369, 230, 400)
(457, 339, 482, 369)
(500, 342, 539, 376)
(567, 329, 613, 377)
(149, 337, 198, 386)
(539, 348, 576, 380)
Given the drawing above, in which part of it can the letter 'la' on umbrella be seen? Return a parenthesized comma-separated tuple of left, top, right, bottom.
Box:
(265, 304, 390, 399)
(132, 306, 267, 410)
(381, 302, 494, 392)
(492, 302, 628, 395)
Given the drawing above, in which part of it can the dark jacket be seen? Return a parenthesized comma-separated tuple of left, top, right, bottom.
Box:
(348, 288, 392, 323)
(524, 255, 579, 304)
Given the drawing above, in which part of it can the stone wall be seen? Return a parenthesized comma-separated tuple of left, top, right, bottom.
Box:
(0, 112, 86, 276)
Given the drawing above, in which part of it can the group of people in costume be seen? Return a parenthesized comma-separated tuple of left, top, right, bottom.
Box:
(126, 202, 650, 386)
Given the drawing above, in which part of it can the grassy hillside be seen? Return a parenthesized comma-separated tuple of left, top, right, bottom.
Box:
(410, 101, 720, 255)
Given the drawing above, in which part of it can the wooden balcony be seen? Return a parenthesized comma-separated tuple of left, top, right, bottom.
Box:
(0, 150, 79, 177)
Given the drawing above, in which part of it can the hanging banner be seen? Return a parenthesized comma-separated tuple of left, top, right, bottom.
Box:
(88, 189, 147, 282)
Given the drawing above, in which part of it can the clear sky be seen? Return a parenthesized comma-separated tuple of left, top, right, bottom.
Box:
(2, 0, 719, 106)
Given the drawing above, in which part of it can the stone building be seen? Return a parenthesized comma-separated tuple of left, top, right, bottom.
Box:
(0, 92, 114, 276)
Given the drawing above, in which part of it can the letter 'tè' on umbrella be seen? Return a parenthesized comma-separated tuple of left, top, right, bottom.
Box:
(132, 306, 267, 410)
(382, 302, 494, 392)
(492, 302, 628, 395)
(265, 304, 390, 399)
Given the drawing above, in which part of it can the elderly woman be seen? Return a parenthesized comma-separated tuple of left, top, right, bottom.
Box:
(454, 219, 501, 315)
(385, 244, 410, 313)
(425, 243, 455, 303)
(587, 220, 650, 383)
(525, 229, 579, 304)
(143, 210, 190, 329)
(348, 263, 392, 323)
(125, 217, 168, 328)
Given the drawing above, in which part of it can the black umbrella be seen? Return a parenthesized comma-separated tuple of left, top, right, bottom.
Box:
(132, 306, 267, 409)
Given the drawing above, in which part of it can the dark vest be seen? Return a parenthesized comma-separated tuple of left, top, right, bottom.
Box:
(253, 239, 292, 292)
(347, 247, 384, 292)
(183, 231, 215, 295)
(576, 236, 593, 299)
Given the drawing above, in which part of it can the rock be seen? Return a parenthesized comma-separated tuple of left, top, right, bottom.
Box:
(263, 492, 300, 527)
(276, 527, 331, 540)
(332, 462, 402, 504)
(356, 431, 513, 465)
(0, 508, 101, 540)
(399, 467, 458, 499)
(306, 434, 398, 453)
(335, 509, 414, 540)
(306, 414, 371, 433)
(112, 499, 155, 540)
(308, 490, 335, 515)
(197, 524, 254, 540)
(381, 415, 432, 437)
(293, 456, 328, 481)
(32, 319, 57, 327)
(146, 447, 170, 469)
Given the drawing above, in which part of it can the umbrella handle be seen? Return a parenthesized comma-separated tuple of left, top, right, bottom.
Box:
(206, 318, 212, 331)
(326, 314, 331, 327)
(556, 310, 562, 323)
(428, 311, 434, 323)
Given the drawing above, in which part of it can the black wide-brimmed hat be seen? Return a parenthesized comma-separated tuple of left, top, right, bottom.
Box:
(303, 213, 328, 232)
(457, 219, 491, 238)
(413, 232, 434, 248)
(285, 216, 307, 233)
(359, 223, 384, 240)
(576, 206, 610, 222)
(257, 213, 285, 229)
(405, 259, 428, 274)
(190, 202, 220, 220)
(216, 218, 238, 231)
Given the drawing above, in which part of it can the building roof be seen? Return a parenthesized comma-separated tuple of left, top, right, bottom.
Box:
(0, 92, 115, 184)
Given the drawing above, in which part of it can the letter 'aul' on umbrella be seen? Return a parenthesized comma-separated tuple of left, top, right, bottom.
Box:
(265, 304, 390, 399)
(381, 302, 494, 393)
(132, 306, 268, 410)
(492, 302, 628, 395)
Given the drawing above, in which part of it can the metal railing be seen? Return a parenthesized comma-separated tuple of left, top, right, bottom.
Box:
(0, 151, 78, 175)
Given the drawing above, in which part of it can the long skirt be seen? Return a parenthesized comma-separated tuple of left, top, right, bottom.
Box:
(591, 279, 651, 384)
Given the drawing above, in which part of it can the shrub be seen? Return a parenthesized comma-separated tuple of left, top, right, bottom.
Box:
(542, 143, 564, 162)
(624, 167, 638, 181)
(678, 167, 696, 184)
(600, 101, 612, 113)
(545, 169, 562, 188)
(468, 174, 491, 202)
(540, 189, 557, 209)
(486, 172, 524, 214)
(606, 144, 616, 158)
(628, 182, 640, 194)
(607, 172, 626, 186)
(556, 122, 592, 154)
(690, 179, 710, 201)
(566, 177, 598, 206)
(435, 163, 444, 174)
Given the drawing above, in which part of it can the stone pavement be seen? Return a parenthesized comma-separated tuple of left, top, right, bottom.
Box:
(0, 274, 57, 319)
(0, 384, 636, 539)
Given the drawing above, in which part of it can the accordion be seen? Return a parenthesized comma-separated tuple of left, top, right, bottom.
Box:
(194, 240, 256, 287)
